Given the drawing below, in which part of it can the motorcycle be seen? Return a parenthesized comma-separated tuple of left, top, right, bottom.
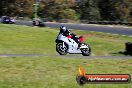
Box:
(55, 33, 91, 56)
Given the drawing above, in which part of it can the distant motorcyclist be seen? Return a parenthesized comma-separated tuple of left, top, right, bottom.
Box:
(59, 26, 83, 47)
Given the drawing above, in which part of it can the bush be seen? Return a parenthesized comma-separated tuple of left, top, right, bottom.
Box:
(57, 9, 78, 20)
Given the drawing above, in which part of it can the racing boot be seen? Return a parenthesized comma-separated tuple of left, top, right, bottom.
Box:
(77, 42, 83, 49)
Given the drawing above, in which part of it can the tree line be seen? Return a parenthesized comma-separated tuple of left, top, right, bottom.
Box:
(0, 0, 132, 22)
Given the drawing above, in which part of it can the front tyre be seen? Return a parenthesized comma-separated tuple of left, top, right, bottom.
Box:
(81, 46, 91, 56)
(56, 42, 68, 55)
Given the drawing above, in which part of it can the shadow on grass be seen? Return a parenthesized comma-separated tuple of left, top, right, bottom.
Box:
(112, 51, 132, 56)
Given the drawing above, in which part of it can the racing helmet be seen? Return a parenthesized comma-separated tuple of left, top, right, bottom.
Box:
(60, 25, 67, 32)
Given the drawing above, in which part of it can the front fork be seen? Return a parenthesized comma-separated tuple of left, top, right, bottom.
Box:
(62, 42, 65, 48)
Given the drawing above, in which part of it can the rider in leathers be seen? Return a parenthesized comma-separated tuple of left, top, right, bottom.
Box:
(59, 26, 82, 47)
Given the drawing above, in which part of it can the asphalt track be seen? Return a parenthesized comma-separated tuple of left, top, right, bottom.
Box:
(15, 20, 132, 36)
(0, 54, 131, 59)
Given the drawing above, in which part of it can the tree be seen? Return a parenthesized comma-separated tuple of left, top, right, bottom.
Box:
(38, 0, 77, 20)
(98, 0, 132, 22)
(11, 0, 34, 17)
(114, 0, 132, 22)
(0, 0, 131, 22)
(58, 9, 77, 20)
(76, 0, 101, 21)
(98, 0, 119, 21)
(0, 0, 34, 18)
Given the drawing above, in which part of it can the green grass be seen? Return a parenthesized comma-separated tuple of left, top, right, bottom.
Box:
(0, 24, 57, 54)
(0, 24, 132, 56)
(0, 24, 132, 88)
(0, 57, 131, 88)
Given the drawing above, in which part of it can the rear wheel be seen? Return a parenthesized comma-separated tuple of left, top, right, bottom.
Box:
(81, 45, 91, 56)
(56, 42, 68, 55)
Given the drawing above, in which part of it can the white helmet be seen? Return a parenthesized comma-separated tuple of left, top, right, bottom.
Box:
(60, 26, 67, 32)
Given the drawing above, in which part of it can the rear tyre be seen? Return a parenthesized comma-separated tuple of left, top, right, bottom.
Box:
(56, 42, 68, 55)
(81, 45, 91, 56)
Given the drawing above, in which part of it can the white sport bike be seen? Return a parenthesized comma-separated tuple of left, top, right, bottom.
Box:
(55, 33, 91, 56)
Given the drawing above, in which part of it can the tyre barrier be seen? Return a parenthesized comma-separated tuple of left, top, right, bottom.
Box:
(125, 42, 132, 54)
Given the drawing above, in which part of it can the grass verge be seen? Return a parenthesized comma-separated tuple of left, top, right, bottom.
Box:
(0, 56, 131, 88)
(0, 24, 132, 56)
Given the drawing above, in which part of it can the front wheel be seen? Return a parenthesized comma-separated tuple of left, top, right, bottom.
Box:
(81, 45, 91, 56)
(56, 42, 68, 55)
